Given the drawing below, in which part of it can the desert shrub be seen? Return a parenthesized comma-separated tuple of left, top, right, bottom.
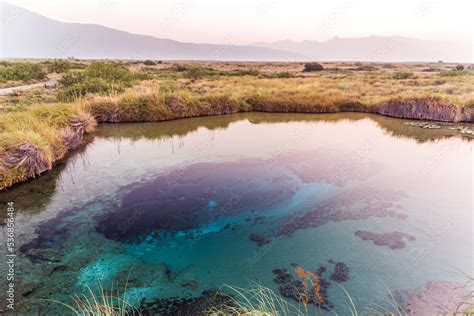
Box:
(47, 59, 72, 73)
(84, 61, 134, 84)
(58, 73, 111, 100)
(272, 71, 293, 78)
(456, 64, 465, 71)
(392, 71, 413, 79)
(143, 60, 156, 66)
(353, 65, 378, 71)
(303, 62, 324, 72)
(184, 65, 209, 80)
(172, 64, 189, 72)
(439, 69, 473, 77)
(231, 68, 261, 76)
(0, 63, 46, 82)
(58, 62, 134, 100)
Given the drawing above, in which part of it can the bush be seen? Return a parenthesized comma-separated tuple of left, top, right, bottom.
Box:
(303, 62, 324, 72)
(184, 65, 209, 80)
(272, 71, 293, 78)
(456, 64, 465, 71)
(392, 71, 413, 79)
(47, 59, 72, 73)
(232, 68, 261, 76)
(0, 63, 46, 82)
(439, 69, 472, 77)
(143, 60, 156, 66)
(84, 61, 133, 84)
(58, 62, 134, 100)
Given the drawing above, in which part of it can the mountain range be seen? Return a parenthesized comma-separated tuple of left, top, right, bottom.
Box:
(252, 37, 471, 62)
(1, 3, 471, 62)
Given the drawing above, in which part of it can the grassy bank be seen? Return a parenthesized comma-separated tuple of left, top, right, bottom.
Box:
(0, 60, 473, 190)
(0, 104, 95, 189)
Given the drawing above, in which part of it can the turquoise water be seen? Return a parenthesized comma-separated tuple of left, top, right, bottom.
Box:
(0, 113, 472, 314)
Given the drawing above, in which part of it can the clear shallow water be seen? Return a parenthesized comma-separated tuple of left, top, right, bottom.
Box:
(0, 113, 472, 314)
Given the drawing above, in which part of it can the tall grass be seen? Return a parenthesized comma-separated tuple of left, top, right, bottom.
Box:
(48, 282, 139, 316)
(206, 283, 304, 316)
(0, 103, 95, 189)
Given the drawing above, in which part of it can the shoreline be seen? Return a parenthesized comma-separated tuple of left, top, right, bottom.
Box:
(0, 99, 473, 191)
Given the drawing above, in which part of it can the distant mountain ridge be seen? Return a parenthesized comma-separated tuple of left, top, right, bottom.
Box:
(252, 36, 471, 62)
(0, 3, 306, 61)
(1, 3, 471, 62)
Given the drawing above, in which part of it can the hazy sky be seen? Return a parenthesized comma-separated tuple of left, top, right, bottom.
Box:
(5, 0, 473, 45)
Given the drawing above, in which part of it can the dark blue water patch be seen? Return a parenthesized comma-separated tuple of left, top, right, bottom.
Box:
(19, 200, 106, 263)
(95, 159, 298, 242)
(19, 207, 81, 262)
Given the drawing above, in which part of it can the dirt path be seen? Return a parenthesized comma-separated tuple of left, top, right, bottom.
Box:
(0, 79, 57, 95)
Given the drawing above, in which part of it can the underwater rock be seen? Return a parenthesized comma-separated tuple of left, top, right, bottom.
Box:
(249, 233, 271, 247)
(272, 267, 333, 311)
(181, 280, 199, 291)
(23, 248, 63, 263)
(355, 230, 416, 250)
(393, 281, 465, 315)
(329, 262, 350, 282)
(276, 187, 406, 236)
(95, 160, 296, 242)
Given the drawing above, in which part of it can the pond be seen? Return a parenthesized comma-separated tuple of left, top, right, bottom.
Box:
(0, 113, 472, 314)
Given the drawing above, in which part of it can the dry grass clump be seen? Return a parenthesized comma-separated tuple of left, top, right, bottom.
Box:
(49, 282, 139, 316)
(454, 273, 474, 314)
(0, 103, 95, 189)
(206, 283, 303, 316)
(85, 85, 247, 123)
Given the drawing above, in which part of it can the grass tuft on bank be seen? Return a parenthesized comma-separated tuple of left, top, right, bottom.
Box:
(0, 103, 95, 190)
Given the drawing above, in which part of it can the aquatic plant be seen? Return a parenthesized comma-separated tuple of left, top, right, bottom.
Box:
(294, 267, 324, 316)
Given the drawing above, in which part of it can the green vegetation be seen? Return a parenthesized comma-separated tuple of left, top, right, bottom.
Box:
(439, 69, 474, 77)
(303, 62, 324, 72)
(169, 64, 261, 79)
(0, 62, 46, 82)
(271, 71, 293, 78)
(392, 71, 413, 79)
(47, 59, 72, 73)
(143, 59, 156, 66)
(58, 61, 135, 100)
